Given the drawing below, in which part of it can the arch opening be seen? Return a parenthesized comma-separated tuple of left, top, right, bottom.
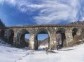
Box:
(4, 29, 14, 44)
(35, 30, 49, 50)
(17, 29, 30, 48)
(0, 29, 5, 39)
(72, 28, 78, 38)
(56, 28, 66, 49)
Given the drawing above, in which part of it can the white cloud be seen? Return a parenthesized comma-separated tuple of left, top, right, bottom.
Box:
(3, 0, 44, 12)
(0, 0, 81, 24)
(0, 0, 4, 2)
(34, 0, 80, 24)
(0, 0, 16, 5)
(0, 0, 4, 4)
(6, 0, 16, 5)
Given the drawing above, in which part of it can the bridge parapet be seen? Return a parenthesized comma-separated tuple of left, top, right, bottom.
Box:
(0, 25, 84, 50)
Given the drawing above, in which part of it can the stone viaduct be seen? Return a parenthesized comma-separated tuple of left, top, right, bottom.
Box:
(0, 24, 84, 50)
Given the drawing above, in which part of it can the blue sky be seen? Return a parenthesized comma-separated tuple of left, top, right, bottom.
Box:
(0, 0, 84, 26)
(25, 34, 48, 41)
(0, 0, 84, 40)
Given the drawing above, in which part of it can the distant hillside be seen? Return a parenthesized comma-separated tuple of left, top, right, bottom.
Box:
(39, 38, 49, 46)
(0, 19, 5, 27)
(69, 21, 84, 25)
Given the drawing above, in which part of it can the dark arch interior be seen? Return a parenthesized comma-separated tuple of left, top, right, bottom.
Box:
(56, 28, 66, 48)
(35, 30, 49, 50)
(5, 29, 14, 44)
(72, 28, 78, 38)
(0, 29, 5, 38)
(18, 29, 30, 48)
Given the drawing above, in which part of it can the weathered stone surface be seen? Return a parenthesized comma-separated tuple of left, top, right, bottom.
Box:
(0, 23, 84, 50)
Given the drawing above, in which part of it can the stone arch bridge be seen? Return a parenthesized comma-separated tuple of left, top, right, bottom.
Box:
(0, 25, 84, 50)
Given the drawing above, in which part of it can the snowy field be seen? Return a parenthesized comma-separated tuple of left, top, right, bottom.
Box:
(0, 41, 84, 62)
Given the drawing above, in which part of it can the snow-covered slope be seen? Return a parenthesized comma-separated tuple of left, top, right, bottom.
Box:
(0, 40, 84, 62)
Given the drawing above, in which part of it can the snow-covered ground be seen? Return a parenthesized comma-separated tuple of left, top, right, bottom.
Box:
(0, 40, 84, 62)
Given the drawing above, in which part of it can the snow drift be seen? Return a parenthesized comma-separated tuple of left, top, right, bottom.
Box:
(0, 39, 84, 62)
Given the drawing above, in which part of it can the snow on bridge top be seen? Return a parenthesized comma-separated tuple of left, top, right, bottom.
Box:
(7, 24, 84, 28)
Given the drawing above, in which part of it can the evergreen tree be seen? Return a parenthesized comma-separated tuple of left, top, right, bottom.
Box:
(0, 19, 5, 27)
